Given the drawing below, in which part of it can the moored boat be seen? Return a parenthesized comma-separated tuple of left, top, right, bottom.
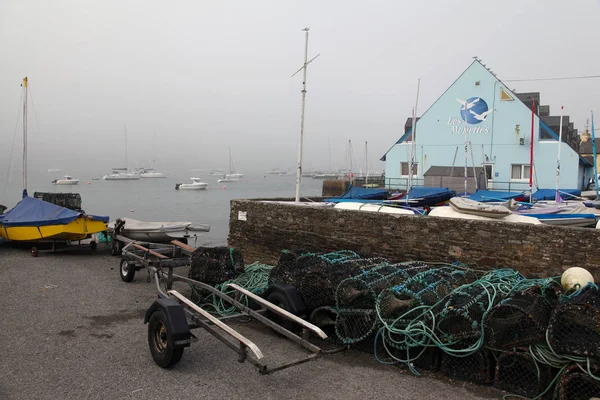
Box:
(334, 202, 415, 215)
(103, 168, 140, 180)
(175, 178, 208, 190)
(52, 175, 79, 185)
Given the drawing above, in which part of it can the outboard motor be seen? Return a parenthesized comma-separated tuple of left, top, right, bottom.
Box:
(51, 179, 58, 184)
(175, 183, 181, 190)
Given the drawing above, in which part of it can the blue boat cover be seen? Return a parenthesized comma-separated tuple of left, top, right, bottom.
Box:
(403, 187, 455, 207)
(527, 213, 595, 220)
(324, 185, 389, 202)
(0, 196, 109, 227)
(532, 189, 581, 201)
(468, 190, 525, 202)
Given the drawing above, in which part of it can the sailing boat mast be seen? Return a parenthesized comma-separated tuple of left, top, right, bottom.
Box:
(124, 124, 129, 172)
(365, 141, 368, 186)
(592, 111, 598, 200)
(529, 98, 535, 203)
(408, 79, 420, 191)
(292, 27, 320, 202)
(22, 77, 28, 195)
(228, 146, 233, 174)
(555, 106, 564, 200)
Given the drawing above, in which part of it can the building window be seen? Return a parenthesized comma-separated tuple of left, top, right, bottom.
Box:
(510, 164, 531, 180)
(401, 162, 418, 176)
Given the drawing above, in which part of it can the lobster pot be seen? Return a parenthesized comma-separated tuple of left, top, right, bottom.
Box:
(493, 351, 554, 399)
(377, 266, 477, 322)
(547, 285, 600, 358)
(297, 258, 388, 309)
(440, 348, 495, 385)
(335, 261, 430, 310)
(334, 262, 431, 344)
(484, 292, 555, 349)
(189, 246, 245, 288)
(268, 249, 317, 286)
(554, 364, 600, 400)
(33, 192, 83, 212)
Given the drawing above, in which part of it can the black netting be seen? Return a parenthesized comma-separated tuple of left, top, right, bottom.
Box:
(189, 247, 245, 288)
(335, 262, 432, 344)
(484, 292, 555, 349)
(440, 348, 495, 384)
(33, 192, 83, 212)
(548, 284, 600, 358)
(555, 364, 600, 400)
(493, 351, 555, 399)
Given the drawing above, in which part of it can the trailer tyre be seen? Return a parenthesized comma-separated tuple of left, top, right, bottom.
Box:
(31, 247, 38, 257)
(266, 291, 296, 333)
(119, 259, 135, 282)
(111, 240, 122, 256)
(90, 241, 97, 251)
(148, 310, 184, 368)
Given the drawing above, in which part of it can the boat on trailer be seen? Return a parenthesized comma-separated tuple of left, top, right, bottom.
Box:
(110, 218, 210, 244)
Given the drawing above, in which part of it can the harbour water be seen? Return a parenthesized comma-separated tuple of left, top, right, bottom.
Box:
(0, 172, 323, 246)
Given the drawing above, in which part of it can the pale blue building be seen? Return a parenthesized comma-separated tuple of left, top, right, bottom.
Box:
(381, 60, 590, 192)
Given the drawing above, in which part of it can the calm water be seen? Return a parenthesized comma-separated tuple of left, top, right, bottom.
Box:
(1, 173, 323, 246)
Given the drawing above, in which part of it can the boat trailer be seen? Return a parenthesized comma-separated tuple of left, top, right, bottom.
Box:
(120, 240, 330, 373)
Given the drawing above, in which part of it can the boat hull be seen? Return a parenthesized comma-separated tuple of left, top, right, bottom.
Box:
(103, 175, 140, 180)
(140, 173, 166, 178)
(53, 180, 79, 185)
(0, 218, 108, 241)
(176, 184, 208, 190)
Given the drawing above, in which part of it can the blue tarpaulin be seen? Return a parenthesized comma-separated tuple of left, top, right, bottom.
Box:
(324, 185, 389, 203)
(532, 189, 581, 201)
(403, 187, 455, 207)
(468, 190, 525, 202)
(0, 196, 109, 227)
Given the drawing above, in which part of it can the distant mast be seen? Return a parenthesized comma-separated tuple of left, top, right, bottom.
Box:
(364, 141, 368, 186)
(22, 77, 28, 196)
(408, 79, 420, 192)
(292, 27, 320, 202)
(529, 98, 535, 203)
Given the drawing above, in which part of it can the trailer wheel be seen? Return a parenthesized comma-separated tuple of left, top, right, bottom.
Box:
(266, 291, 295, 333)
(90, 241, 97, 251)
(119, 259, 136, 282)
(111, 240, 122, 256)
(148, 310, 184, 368)
(31, 247, 39, 257)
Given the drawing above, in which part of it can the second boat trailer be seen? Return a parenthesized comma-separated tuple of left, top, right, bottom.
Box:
(120, 240, 331, 374)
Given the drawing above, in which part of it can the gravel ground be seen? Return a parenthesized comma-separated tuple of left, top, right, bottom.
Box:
(0, 243, 503, 400)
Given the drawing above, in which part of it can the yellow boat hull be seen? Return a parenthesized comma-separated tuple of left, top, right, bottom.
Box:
(0, 218, 108, 242)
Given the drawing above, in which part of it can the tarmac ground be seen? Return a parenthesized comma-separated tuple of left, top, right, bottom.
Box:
(0, 242, 503, 399)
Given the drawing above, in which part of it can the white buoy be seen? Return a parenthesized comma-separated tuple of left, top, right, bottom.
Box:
(561, 267, 595, 292)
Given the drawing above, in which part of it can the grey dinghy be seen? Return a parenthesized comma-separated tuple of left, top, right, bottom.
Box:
(449, 197, 512, 219)
(110, 218, 210, 242)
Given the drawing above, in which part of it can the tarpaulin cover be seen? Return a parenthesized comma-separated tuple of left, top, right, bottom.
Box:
(525, 213, 595, 220)
(403, 186, 456, 206)
(468, 190, 525, 202)
(532, 189, 581, 201)
(0, 196, 109, 227)
(324, 185, 389, 202)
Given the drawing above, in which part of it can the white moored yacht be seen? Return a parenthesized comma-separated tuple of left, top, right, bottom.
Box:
(175, 178, 208, 190)
(103, 168, 140, 180)
(52, 175, 79, 185)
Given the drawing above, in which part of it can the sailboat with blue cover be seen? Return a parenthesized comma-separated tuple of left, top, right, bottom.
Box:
(0, 78, 109, 243)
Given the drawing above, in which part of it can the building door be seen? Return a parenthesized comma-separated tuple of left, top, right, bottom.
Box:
(483, 164, 494, 190)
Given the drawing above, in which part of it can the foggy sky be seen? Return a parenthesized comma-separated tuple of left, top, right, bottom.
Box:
(1, 0, 599, 180)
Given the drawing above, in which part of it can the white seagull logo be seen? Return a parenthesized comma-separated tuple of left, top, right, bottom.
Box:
(456, 97, 480, 110)
(469, 109, 493, 121)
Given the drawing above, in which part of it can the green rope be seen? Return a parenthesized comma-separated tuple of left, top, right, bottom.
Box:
(191, 262, 273, 317)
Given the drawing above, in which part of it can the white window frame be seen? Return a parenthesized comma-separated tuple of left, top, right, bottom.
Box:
(510, 164, 532, 181)
(400, 162, 418, 177)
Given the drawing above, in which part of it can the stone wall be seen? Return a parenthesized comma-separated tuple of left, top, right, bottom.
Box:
(228, 199, 600, 280)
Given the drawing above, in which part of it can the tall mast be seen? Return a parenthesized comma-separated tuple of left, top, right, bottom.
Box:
(409, 79, 420, 191)
(228, 146, 233, 174)
(294, 28, 310, 203)
(22, 77, 28, 195)
(292, 27, 320, 202)
(365, 141, 368, 186)
(555, 106, 564, 200)
(592, 111, 598, 200)
(529, 98, 535, 203)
